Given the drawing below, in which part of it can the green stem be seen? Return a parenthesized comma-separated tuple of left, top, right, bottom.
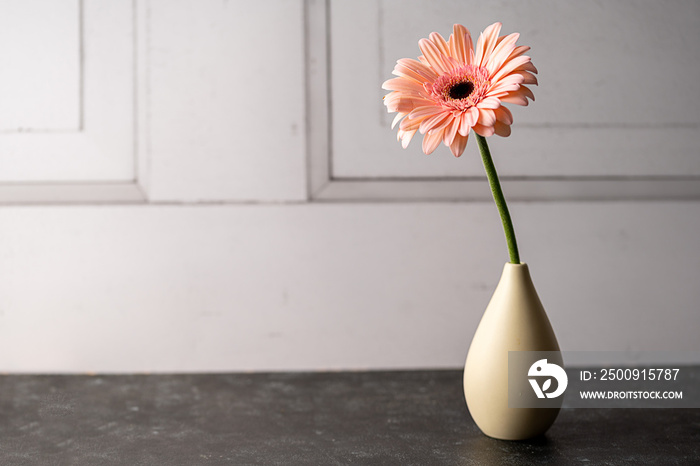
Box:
(475, 134, 520, 264)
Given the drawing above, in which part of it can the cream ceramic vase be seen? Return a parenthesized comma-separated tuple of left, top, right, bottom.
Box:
(463, 262, 562, 440)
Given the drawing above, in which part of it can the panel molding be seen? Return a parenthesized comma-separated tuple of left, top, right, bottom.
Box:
(0, 182, 145, 205)
(0, 0, 146, 204)
(306, 0, 700, 202)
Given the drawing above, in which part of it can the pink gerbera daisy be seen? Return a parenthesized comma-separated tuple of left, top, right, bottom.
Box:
(382, 23, 537, 157)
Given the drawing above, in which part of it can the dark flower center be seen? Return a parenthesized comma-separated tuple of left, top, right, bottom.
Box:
(448, 81, 474, 100)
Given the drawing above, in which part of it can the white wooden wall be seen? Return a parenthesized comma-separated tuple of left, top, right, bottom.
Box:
(0, 0, 699, 372)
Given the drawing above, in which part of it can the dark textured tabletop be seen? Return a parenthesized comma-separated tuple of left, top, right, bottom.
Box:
(1, 369, 698, 465)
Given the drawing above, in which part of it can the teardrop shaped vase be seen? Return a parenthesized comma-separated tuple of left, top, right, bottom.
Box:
(464, 263, 562, 440)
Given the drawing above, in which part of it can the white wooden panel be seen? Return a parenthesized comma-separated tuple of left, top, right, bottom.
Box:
(330, 0, 700, 178)
(0, 202, 698, 373)
(0, 0, 80, 131)
(0, 0, 134, 183)
(0, 183, 144, 204)
(314, 178, 700, 202)
(145, 0, 307, 202)
(135, 0, 151, 196)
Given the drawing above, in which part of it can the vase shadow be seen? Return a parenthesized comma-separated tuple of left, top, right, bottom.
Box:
(460, 433, 560, 465)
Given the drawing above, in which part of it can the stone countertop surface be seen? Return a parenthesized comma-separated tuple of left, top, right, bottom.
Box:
(1, 369, 698, 465)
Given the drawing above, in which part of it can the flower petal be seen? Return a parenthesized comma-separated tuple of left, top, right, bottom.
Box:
(409, 105, 442, 119)
(485, 32, 519, 76)
(474, 22, 502, 67)
(487, 82, 521, 96)
(459, 107, 479, 136)
(419, 111, 452, 134)
(450, 132, 469, 157)
(501, 85, 535, 106)
(487, 73, 525, 95)
(386, 95, 436, 114)
(514, 61, 538, 74)
(399, 117, 421, 132)
(477, 109, 497, 126)
(393, 64, 429, 83)
(477, 97, 501, 110)
(391, 112, 405, 129)
(418, 38, 450, 75)
(500, 91, 529, 106)
(513, 70, 538, 85)
(520, 85, 535, 101)
(399, 129, 418, 148)
(449, 24, 474, 65)
(429, 32, 451, 57)
(457, 113, 469, 136)
(443, 117, 460, 146)
(472, 123, 495, 137)
(491, 55, 532, 83)
(494, 121, 512, 137)
(508, 45, 531, 60)
(494, 106, 513, 125)
(422, 129, 443, 155)
(382, 77, 426, 93)
(383, 22, 536, 154)
(396, 58, 438, 81)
